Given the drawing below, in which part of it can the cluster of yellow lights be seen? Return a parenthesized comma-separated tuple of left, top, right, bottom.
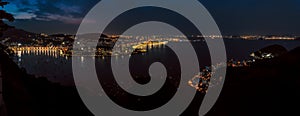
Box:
(264, 37, 295, 40)
(188, 73, 210, 93)
(9, 46, 60, 52)
(132, 41, 168, 49)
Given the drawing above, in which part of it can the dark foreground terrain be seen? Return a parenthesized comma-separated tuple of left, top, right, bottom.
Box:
(0, 46, 300, 116)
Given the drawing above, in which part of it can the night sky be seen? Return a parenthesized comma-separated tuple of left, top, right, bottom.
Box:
(3, 0, 300, 35)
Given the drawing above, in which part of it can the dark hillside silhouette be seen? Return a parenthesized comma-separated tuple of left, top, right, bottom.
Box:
(0, 49, 93, 116)
(0, 44, 299, 115)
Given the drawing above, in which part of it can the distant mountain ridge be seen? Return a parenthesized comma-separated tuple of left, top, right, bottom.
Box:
(0, 27, 113, 41)
(0, 27, 35, 39)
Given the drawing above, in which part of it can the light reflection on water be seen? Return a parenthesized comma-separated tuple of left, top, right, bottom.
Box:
(12, 49, 74, 85)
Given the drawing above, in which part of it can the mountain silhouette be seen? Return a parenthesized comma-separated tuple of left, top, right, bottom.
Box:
(204, 45, 300, 116)
(0, 27, 35, 44)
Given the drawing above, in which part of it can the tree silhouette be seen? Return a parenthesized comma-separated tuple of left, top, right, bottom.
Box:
(0, 0, 14, 37)
(0, 0, 14, 54)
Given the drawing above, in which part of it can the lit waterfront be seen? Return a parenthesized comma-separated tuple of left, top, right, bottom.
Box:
(10, 46, 62, 57)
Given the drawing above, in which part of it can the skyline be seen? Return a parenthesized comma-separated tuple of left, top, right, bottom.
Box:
(3, 0, 300, 35)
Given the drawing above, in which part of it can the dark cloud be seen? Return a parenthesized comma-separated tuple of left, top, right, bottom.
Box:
(5, 0, 300, 35)
(8, 0, 99, 23)
(17, 8, 33, 12)
(5, 0, 100, 34)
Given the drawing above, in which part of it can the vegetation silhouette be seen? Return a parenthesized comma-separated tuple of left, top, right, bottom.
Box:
(0, 0, 14, 37)
(0, 0, 14, 54)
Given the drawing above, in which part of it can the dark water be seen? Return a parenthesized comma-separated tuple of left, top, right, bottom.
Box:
(13, 39, 300, 85)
